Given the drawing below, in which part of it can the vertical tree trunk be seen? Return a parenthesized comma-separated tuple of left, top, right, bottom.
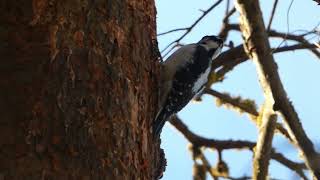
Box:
(0, 0, 163, 179)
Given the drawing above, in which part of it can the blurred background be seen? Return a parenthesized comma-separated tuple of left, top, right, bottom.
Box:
(155, 0, 320, 179)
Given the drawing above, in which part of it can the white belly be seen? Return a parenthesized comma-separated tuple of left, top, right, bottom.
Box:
(192, 67, 211, 93)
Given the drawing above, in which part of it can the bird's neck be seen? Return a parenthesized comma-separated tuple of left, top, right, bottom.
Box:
(208, 47, 221, 60)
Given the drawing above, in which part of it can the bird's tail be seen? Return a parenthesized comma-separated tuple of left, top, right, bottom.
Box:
(153, 107, 170, 138)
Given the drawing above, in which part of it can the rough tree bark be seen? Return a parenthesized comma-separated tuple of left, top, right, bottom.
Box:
(0, 0, 164, 179)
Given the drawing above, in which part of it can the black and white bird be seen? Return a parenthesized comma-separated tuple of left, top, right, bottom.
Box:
(153, 35, 224, 137)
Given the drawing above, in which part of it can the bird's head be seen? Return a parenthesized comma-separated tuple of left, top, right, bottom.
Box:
(198, 35, 224, 58)
(198, 35, 223, 49)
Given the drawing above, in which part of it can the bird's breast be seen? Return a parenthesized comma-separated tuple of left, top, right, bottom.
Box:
(191, 66, 211, 93)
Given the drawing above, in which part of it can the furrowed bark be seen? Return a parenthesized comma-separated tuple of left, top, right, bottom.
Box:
(0, 0, 163, 179)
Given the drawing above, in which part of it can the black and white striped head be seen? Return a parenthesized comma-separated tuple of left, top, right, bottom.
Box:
(197, 35, 223, 58)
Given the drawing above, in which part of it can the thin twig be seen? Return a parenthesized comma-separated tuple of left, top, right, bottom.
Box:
(271, 150, 308, 179)
(225, 0, 230, 17)
(204, 89, 258, 116)
(269, 29, 320, 58)
(267, 0, 279, 31)
(172, 0, 223, 41)
(275, 43, 318, 53)
(216, 23, 320, 58)
(286, 0, 295, 39)
(162, 43, 181, 58)
(157, 28, 189, 36)
(218, 7, 236, 40)
(159, 0, 224, 55)
(197, 150, 217, 179)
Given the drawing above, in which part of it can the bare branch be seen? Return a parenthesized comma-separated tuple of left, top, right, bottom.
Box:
(204, 88, 258, 116)
(218, 7, 237, 40)
(193, 163, 207, 180)
(235, 0, 320, 178)
(197, 150, 217, 180)
(217, 23, 320, 58)
(206, 90, 278, 180)
(275, 43, 318, 52)
(171, 0, 223, 41)
(170, 116, 307, 179)
(271, 151, 308, 180)
(160, 41, 177, 55)
(253, 107, 277, 180)
(225, 0, 230, 16)
(159, 0, 224, 55)
(170, 116, 255, 150)
(162, 43, 182, 58)
(267, 0, 279, 31)
(157, 28, 189, 36)
(205, 89, 293, 142)
(211, 43, 318, 79)
(199, 153, 253, 180)
(269, 29, 320, 58)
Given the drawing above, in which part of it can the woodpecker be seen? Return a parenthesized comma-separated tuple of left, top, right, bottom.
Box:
(153, 35, 224, 137)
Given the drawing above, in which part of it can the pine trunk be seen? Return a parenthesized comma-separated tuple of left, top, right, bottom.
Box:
(0, 0, 163, 179)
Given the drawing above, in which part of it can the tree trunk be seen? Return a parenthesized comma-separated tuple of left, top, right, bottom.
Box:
(0, 0, 164, 179)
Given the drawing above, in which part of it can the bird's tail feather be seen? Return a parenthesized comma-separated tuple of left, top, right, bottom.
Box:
(153, 108, 169, 138)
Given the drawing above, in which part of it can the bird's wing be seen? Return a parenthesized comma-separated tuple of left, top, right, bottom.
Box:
(160, 44, 197, 104)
